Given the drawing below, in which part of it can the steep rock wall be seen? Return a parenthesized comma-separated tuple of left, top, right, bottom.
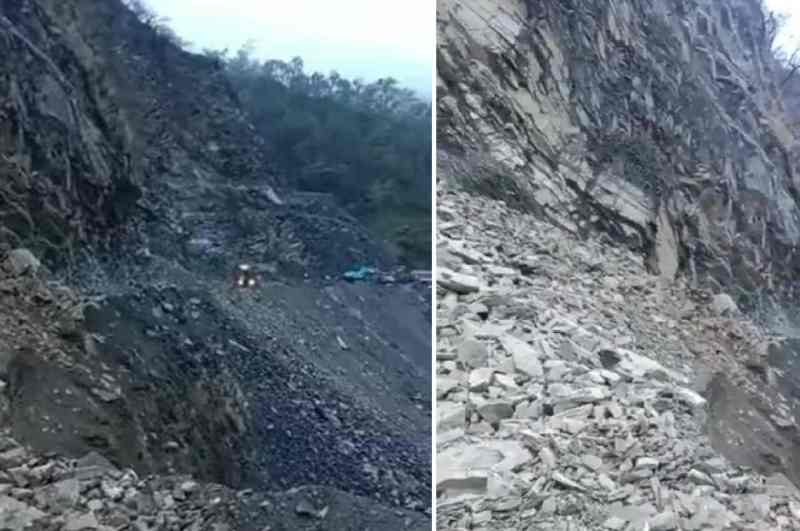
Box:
(0, 0, 276, 264)
(437, 0, 800, 311)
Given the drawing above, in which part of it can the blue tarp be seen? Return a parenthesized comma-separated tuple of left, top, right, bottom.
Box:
(343, 266, 377, 281)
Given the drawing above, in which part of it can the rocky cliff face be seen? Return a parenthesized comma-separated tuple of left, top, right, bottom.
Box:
(437, 0, 800, 315)
(436, 2, 800, 529)
(0, 0, 431, 528)
(0, 0, 274, 263)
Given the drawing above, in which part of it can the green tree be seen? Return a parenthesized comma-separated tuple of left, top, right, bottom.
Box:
(211, 47, 431, 266)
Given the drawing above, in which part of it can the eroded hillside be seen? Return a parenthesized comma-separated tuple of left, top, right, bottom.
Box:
(0, 0, 431, 529)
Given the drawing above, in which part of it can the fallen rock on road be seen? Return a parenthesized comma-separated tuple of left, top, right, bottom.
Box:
(436, 190, 800, 531)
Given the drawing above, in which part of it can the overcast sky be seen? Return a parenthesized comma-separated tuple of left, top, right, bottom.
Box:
(148, 0, 433, 98)
(767, 0, 800, 51)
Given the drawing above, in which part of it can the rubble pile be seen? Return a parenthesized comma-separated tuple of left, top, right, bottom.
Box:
(436, 190, 800, 530)
(0, 436, 240, 531)
(0, 247, 431, 530)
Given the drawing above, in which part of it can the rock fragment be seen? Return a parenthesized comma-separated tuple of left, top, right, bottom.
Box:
(501, 335, 543, 378)
(438, 268, 481, 294)
(4, 249, 41, 276)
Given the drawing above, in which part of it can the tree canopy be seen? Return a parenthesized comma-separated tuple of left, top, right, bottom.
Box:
(213, 46, 432, 267)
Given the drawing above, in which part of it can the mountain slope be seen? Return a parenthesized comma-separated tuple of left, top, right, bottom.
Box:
(437, 0, 800, 529)
(0, 0, 431, 528)
(1, 0, 274, 262)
